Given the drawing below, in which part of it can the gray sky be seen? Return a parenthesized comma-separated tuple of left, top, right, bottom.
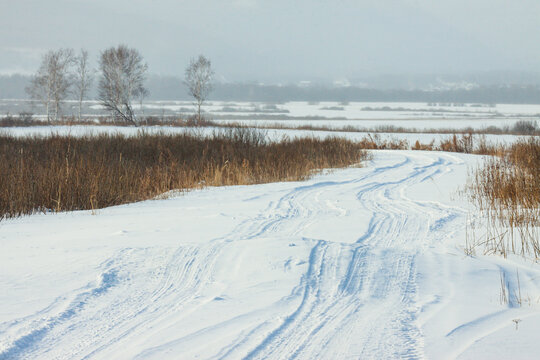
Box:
(1, 0, 539, 82)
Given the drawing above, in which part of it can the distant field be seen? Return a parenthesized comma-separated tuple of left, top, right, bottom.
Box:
(1, 100, 540, 129)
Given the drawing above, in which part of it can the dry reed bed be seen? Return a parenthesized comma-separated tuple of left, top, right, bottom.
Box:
(0, 128, 369, 220)
(466, 137, 540, 259)
(366, 132, 502, 155)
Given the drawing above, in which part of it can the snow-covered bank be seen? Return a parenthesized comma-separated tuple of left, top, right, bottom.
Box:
(1, 151, 539, 359)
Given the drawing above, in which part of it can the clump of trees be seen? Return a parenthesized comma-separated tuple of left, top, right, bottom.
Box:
(27, 46, 213, 126)
(26, 48, 95, 123)
(26, 48, 75, 123)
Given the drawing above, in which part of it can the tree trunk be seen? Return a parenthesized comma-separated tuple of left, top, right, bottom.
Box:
(78, 98, 82, 122)
(140, 99, 147, 126)
(124, 104, 138, 127)
(54, 101, 59, 122)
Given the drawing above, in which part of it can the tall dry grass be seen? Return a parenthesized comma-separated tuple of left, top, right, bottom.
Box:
(0, 128, 369, 220)
(411, 133, 502, 155)
(466, 137, 540, 259)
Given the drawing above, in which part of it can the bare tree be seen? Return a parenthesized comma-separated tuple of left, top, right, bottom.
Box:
(26, 48, 74, 122)
(185, 55, 214, 123)
(137, 86, 149, 118)
(73, 49, 93, 122)
(98, 45, 148, 126)
(26, 68, 51, 122)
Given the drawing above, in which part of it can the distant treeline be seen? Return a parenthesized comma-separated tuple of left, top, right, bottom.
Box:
(207, 83, 540, 104)
(2, 74, 540, 104)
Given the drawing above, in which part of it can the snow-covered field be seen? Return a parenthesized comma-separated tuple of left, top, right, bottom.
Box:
(149, 101, 540, 121)
(2, 100, 540, 131)
(1, 151, 539, 359)
(0, 125, 528, 148)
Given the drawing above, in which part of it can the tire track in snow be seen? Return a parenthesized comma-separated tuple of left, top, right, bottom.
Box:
(238, 152, 465, 359)
(0, 269, 118, 360)
(0, 171, 351, 359)
(1, 240, 237, 359)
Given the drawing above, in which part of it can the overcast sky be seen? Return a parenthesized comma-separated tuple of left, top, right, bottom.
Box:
(1, 0, 539, 82)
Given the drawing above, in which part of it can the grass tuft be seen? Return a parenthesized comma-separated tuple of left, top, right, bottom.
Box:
(466, 137, 540, 259)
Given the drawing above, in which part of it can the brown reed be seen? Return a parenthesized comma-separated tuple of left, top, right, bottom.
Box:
(466, 137, 540, 259)
(0, 128, 369, 220)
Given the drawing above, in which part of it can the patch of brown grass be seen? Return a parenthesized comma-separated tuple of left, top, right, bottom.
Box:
(438, 133, 474, 153)
(409, 134, 501, 155)
(466, 137, 540, 259)
(412, 140, 435, 151)
(0, 128, 369, 220)
(356, 134, 409, 150)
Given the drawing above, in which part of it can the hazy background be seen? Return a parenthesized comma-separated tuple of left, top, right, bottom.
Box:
(1, 0, 539, 84)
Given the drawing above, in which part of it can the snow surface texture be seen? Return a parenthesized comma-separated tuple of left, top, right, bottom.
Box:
(1, 151, 539, 359)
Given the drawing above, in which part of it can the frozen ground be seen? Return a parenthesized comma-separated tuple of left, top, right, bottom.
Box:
(1, 151, 539, 359)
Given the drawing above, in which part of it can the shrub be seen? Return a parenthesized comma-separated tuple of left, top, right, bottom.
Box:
(512, 120, 537, 135)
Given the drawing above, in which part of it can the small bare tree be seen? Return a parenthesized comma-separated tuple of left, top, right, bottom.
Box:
(73, 49, 93, 122)
(98, 45, 148, 126)
(137, 86, 149, 118)
(185, 55, 214, 123)
(26, 48, 74, 122)
(26, 68, 51, 122)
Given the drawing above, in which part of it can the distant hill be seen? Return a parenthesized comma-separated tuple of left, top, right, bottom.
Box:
(2, 74, 540, 104)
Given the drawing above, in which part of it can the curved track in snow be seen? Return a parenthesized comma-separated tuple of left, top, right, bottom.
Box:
(1, 151, 539, 359)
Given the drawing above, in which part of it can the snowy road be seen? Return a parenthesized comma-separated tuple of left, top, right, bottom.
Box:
(1, 151, 539, 359)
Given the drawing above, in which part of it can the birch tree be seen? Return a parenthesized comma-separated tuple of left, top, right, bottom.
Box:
(26, 48, 74, 122)
(137, 86, 149, 118)
(185, 55, 214, 123)
(73, 49, 93, 121)
(98, 45, 148, 126)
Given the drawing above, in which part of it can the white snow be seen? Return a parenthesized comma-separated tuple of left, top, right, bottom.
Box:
(1, 150, 539, 359)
